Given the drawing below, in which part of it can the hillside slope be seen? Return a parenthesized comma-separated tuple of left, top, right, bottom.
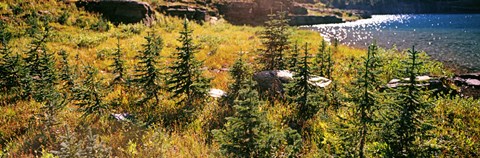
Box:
(0, 0, 479, 157)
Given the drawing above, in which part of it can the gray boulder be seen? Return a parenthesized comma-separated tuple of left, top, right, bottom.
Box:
(253, 70, 331, 98)
(454, 72, 480, 86)
(253, 70, 287, 97)
(384, 76, 457, 97)
(76, 0, 155, 25)
(454, 72, 480, 98)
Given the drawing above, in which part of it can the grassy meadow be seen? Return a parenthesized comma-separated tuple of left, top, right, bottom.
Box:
(0, 0, 479, 157)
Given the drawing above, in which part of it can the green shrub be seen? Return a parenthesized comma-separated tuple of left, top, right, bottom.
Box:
(90, 18, 112, 32)
(76, 35, 106, 48)
(57, 9, 70, 25)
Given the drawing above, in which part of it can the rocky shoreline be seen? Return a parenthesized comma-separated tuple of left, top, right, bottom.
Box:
(75, 0, 370, 26)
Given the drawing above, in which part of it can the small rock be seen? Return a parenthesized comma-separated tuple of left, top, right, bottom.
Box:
(416, 76, 431, 82)
(308, 76, 332, 88)
(209, 88, 227, 98)
(110, 113, 133, 121)
(276, 70, 294, 82)
(220, 68, 230, 72)
(465, 79, 480, 86)
(389, 79, 401, 83)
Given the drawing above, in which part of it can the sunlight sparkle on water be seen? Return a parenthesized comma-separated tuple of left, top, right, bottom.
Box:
(302, 14, 480, 71)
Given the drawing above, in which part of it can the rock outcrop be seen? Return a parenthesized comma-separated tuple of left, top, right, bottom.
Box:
(454, 72, 480, 98)
(157, 5, 217, 22)
(253, 70, 288, 97)
(384, 76, 456, 97)
(253, 70, 332, 98)
(216, 0, 299, 26)
(289, 15, 343, 26)
(75, 0, 155, 25)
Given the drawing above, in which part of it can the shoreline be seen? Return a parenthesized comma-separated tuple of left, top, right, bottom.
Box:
(301, 14, 480, 74)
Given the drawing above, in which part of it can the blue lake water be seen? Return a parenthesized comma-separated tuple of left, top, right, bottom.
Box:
(304, 14, 480, 71)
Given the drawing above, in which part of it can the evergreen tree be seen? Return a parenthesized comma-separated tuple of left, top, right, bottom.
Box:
(167, 19, 211, 106)
(351, 42, 382, 157)
(287, 43, 319, 130)
(72, 66, 106, 117)
(213, 80, 302, 158)
(383, 46, 432, 157)
(213, 80, 265, 157)
(259, 11, 290, 70)
(226, 53, 252, 106)
(34, 49, 58, 102)
(22, 20, 57, 101)
(0, 22, 22, 96)
(286, 41, 300, 72)
(313, 39, 327, 76)
(326, 48, 334, 79)
(26, 12, 41, 37)
(134, 32, 164, 105)
(111, 38, 126, 85)
(58, 49, 74, 90)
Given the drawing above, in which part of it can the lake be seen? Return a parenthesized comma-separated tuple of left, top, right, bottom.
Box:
(304, 14, 480, 72)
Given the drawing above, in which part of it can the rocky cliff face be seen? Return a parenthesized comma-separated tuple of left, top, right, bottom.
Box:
(216, 0, 293, 26)
(216, 0, 345, 26)
(157, 5, 216, 23)
(75, 0, 155, 25)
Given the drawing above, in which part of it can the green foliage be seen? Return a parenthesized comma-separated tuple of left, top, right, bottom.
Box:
(58, 9, 70, 25)
(382, 46, 434, 157)
(133, 32, 164, 105)
(72, 66, 107, 117)
(1, 1, 479, 157)
(110, 38, 126, 86)
(287, 43, 321, 130)
(21, 22, 58, 102)
(213, 80, 302, 158)
(167, 19, 211, 106)
(259, 11, 291, 70)
(76, 35, 106, 48)
(286, 41, 300, 72)
(226, 54, 252, 106)
(326, 48, 334, 79)
(90, 18, 112, 32)
(58, 50, 74, 91)
(313, 39, 327, 76)
(0, 21, 22, 99)
(432, 97, 480, 157)
(342, 42, 383, 157)
(26, 12, 42, 37)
